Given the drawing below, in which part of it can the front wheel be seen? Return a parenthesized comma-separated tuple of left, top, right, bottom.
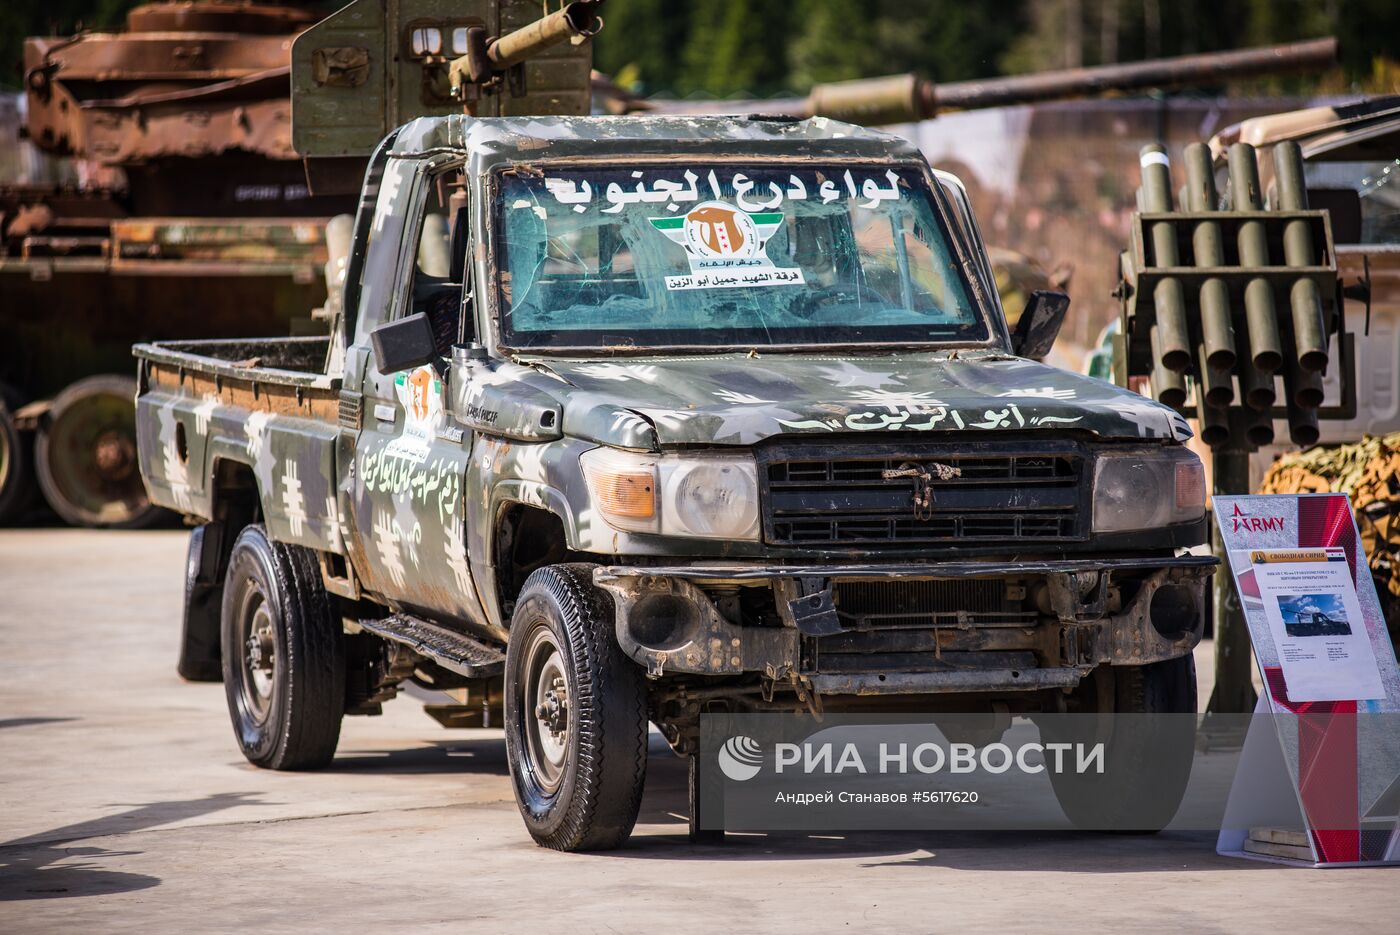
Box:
(221, 524, 345, 770)
(505, 564, 648, 851)
(1045, 654, 1198, 832)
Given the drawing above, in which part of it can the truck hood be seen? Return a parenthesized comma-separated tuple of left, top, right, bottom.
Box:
(526, 352, 1192, 448)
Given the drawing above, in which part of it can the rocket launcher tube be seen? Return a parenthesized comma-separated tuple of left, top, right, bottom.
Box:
(1274, 141, 1330, 373)
(1184, 143, 1237, 372)
(1286, 403, 1321, 448)
(1245, 406, 1276, 448)
(1285, 356, 1326, 410)
(1240, 338, 1278, 412)
(1198, 401, 1230, 448)
(1284, 361, 1323, 445)
(1149, 325, 1188, 410)
(1139, 145, 1192, 373)
(1198, 344, 1234, 409)
(1229, 143, 1284, 374)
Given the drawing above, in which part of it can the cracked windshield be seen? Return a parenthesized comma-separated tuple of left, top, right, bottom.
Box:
(495, 163, 986, 350)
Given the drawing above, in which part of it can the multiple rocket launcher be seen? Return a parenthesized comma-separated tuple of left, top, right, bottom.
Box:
(1118, 141, 1352, 450)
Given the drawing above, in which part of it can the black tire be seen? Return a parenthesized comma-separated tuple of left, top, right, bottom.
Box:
(0, 391, 38, 525)
(178, 524, 224, 682)
(1046, 654, 1198, 832)
(35, 374, 163, 528)
(221, 524, 344, 770)
(505, 563, 647, 851)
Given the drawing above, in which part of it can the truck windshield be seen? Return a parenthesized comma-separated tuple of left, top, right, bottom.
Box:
(493, 163, 987, 350)
(1305, 158, 1400, 245)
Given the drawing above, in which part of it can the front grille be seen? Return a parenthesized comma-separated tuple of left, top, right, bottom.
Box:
(832, 579, 1036, 629)
(808, 578, 1040, 674)
(761, 445, 1087, 548)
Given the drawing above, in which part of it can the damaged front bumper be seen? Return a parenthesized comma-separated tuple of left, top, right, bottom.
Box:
(593, 556, 1216, 695)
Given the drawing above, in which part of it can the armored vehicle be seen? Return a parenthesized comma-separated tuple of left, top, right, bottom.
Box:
(1, 1, 339, 528)
(1, 0, 596, 527)
(134, 112, 1212, 849)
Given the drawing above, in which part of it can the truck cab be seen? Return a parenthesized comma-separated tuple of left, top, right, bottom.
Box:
(136, 113, 1211, 850)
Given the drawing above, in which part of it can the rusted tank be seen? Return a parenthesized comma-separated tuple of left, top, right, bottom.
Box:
(0, 0, 597, 526)
(2, 1, 341, 527)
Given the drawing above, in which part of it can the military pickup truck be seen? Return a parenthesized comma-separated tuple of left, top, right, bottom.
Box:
(135, 114, 1212, 850)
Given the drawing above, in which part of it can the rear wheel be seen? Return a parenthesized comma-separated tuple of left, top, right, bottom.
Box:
(505, 564, 647, 851)
(0, 388, 38, 525)
(221, 524, 344, 770)
(1046, 654, 1198, 832)
(35, 375, 162, 528)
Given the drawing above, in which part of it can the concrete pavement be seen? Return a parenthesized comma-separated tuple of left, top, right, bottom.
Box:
(0, 528, 1396, 933)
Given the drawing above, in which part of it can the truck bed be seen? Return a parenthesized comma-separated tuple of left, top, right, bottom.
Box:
(133, 335, 345, 549)
(133, 336, 338, 388)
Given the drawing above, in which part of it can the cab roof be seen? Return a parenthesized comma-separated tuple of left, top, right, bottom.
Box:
(390, 113, 925, 172)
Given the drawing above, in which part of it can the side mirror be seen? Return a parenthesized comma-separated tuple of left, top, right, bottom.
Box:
(371, 312, 437, 375)
(1010, 290, 1070, 360)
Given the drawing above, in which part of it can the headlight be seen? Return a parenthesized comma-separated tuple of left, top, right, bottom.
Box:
(581, 448, 760, 540)
(1093, 447, 1205, 533)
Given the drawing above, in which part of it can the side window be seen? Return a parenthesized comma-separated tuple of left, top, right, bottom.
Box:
(407, 170, 472, 359)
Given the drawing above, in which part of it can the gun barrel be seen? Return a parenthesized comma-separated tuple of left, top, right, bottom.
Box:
(487, 0, 603, 71)
(804, 38, 1337, 125)
(932, 38, 1337, 112)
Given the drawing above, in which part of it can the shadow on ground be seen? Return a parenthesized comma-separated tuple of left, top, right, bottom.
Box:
(0, 792, 261, 901)
(325, 737, 510, 776)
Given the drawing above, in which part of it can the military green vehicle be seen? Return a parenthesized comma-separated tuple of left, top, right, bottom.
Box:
(133, 112, 1213, 850)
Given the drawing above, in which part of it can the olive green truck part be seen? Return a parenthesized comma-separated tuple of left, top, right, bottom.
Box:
(135, 114, 1214, 850)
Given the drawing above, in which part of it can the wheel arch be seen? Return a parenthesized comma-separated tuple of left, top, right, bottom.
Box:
(489, 491, 591, 632)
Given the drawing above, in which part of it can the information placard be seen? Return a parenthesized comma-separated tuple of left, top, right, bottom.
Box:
(1214, 493, 1400, 866)
(1249, 547, 1386, 702)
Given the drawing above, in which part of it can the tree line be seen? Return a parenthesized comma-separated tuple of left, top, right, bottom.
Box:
(3, 0, 1398, 96)
(593, 0, 1398, 97)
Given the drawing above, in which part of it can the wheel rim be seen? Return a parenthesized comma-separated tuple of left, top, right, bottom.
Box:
(238, 592, 277, 723)
(519, 626, 571, 796)
(40, 388, 149, 525)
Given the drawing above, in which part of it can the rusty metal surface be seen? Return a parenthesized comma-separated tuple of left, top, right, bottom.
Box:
(0, 271, 327, 399)
(144, 358, 340, 418)
(2, 2, 344, 415)
(22, 3, 307, 163)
